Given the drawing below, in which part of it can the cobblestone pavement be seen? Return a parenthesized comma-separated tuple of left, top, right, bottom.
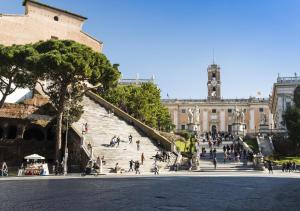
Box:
(1, 174, 300, 211)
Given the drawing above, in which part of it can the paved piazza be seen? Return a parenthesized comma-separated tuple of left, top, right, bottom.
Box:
(1, 174, 300, 211)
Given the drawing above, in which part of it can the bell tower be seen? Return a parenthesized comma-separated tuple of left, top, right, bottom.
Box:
(207, 64, 221, 100)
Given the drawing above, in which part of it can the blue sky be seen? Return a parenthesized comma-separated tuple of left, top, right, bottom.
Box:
(1, 0, 300, 99)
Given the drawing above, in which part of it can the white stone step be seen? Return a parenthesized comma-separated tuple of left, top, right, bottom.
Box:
(73, 96, 170, 173)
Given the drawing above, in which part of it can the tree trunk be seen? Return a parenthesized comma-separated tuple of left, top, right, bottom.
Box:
(0, 79, 13, 108)
(0, 94, 8, 108)
(55, 84, 68, 162)
(55, 111, 63, 161)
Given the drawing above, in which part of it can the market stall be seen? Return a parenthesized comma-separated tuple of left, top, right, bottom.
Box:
(21, 154, 49, 176)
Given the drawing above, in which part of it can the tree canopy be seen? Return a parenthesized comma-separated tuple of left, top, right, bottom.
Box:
(29, 39, 120, 160)
(102, 82, 174, 132)
(283, 85, 300, 147)
(0, 44, 36, 108)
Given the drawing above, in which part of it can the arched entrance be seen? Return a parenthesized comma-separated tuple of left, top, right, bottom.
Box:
(0, 127, 3, 139)
(23, 126, 45, 141)
(211, 125, 217, 139)
(7, 125, 17, 139)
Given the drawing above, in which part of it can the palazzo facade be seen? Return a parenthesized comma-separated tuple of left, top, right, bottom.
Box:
(162, 64, 272, 135)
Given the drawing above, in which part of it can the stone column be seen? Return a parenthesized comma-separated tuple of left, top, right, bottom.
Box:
(16, 124, 26, 139)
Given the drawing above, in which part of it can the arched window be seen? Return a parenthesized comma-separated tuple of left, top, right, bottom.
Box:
(7, 125, 17, 139)
(0, 127, 3, 139)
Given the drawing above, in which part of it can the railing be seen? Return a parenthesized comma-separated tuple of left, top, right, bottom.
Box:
(162, 98, 269, 103)
(277, 76, 300, 84)
(119, 78, 154, 85)
(71, 125, 93, 160)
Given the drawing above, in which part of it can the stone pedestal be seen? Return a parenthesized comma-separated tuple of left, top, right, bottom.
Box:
(259, 124, 269, 135)
(192, 153, 200, 170)
(253, 153, 265, 171)
(232, 123, 245, 137)
(187, 123, 200, 133)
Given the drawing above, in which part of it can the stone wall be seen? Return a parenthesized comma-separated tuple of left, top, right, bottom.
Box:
(66, 126, 90, 173)
(0, 117, 55, 166)
(0, 1, 102, 52)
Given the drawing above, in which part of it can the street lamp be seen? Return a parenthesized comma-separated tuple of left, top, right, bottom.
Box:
(64, 85, 72, 176)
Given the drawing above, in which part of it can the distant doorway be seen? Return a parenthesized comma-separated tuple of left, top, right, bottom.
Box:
(211, 125, 217, 135)
(228, 125, 232, 133)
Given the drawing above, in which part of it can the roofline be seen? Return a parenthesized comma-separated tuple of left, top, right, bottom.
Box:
(80, 31, 103, 45)
(23, 0, 87, 20)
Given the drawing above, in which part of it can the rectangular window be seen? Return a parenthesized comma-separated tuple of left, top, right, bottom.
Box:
(259, 108, 264, 112)
(181, 109, 186, 113)
(228, 109, 232, 113)
(51, 36, 59, 40)
(212, 109, 217, 113)
(286, 102, 291, 109)
(181, 125, 186, 130)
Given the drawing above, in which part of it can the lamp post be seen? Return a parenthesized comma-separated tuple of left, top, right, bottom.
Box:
(64, 85, 72, 176)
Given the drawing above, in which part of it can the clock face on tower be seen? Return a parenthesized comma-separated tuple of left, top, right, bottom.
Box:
(211, 79, 217, 86)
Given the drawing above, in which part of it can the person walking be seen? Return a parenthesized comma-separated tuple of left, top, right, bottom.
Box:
(267, 160, 273, 174)
(128, 134, 133, 144)
(136, 140, 140, 151)
(213, 148, 217, 159)
(85, 122, 89, 134)
(129, 160, 134, 172)
(135, 161, 140, 174)
(154, 162, 159, 175)
(282, 162, 286, 172)
(292, 162, 297, 172)
(213, 157, 217, 169)
(223, 152, 227, 164)
(116, 136, 120, 147)
(141, 153, 145, 165)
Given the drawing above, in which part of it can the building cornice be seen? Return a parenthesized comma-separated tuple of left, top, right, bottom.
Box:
(23, 0, 87, 20)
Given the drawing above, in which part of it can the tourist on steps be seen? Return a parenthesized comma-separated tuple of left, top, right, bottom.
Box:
(154, 162, 159, 175)
(136, 140, 140, 151)
(135, 161, 140, 174)
(141, 153, 145, 165)
(128, 134, 133, 144)
(116, 136, 120, 147)
(129, 160, 134, 172)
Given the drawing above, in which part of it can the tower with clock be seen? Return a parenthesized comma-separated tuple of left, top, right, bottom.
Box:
(207, 64, 221, 100)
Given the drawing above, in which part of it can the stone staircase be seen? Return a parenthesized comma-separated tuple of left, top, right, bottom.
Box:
(198, 141, 254, 172)
(73, 96, 171, 174)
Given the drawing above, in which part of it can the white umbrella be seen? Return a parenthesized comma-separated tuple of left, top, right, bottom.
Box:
(24, 154, 45, 160)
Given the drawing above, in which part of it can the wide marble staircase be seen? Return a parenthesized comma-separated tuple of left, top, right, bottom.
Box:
(73, 96, 172, 174)
(198, 140, 254, 172)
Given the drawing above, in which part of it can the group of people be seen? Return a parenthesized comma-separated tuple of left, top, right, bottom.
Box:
(128, 159, 141, 174)
(110, 136, 121, 147)
(154, 151, 170, 163)
(281, 161, 297, 172)
(222, 142, 253, 163)
(203, 132, 234, 143)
